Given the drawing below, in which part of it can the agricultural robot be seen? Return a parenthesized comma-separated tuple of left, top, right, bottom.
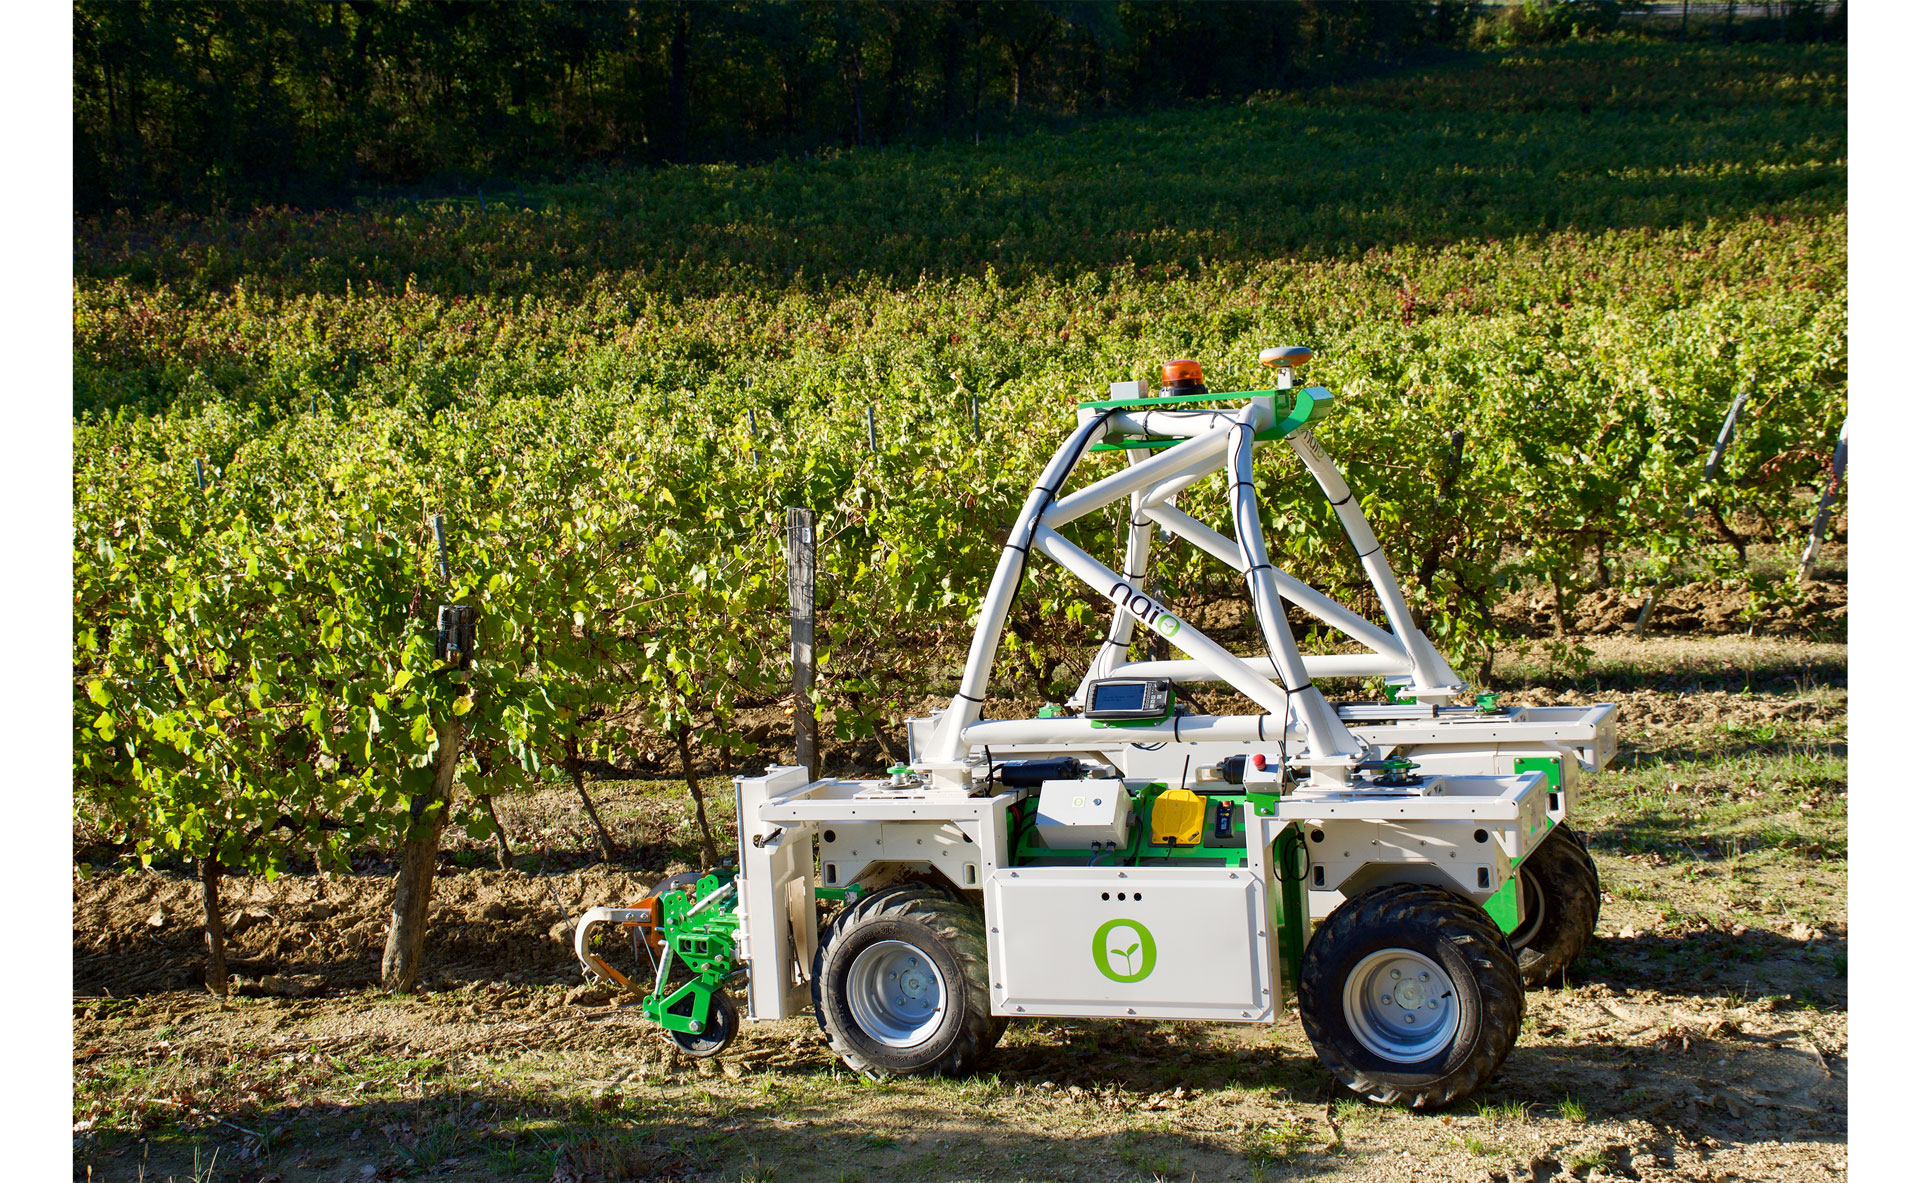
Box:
(575, 348, 1617, 1107)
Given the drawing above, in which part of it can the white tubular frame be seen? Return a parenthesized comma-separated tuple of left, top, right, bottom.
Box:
(1286, 431, 1461, 701)
(920, 373, 1463, 778)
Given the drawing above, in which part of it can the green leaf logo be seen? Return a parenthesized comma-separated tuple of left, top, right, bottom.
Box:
(1092, 918, 1157, 983)
(1154, 615, 1180, 638)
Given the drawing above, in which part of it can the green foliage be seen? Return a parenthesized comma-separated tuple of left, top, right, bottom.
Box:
(73, 40, 1847, 869)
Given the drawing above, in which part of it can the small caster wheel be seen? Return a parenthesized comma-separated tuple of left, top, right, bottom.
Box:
(668, 990, 738, 1058)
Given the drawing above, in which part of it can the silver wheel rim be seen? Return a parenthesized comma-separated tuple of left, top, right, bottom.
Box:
(1510, 866, 1547, 950)
(1341, 948, 1461, 1064)
(846, 939, 947, 1047)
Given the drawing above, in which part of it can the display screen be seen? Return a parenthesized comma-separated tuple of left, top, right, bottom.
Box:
(1090, 682, 1149, 713)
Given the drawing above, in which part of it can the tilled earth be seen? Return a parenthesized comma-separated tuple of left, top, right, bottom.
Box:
(73, 633, 1847, 1183)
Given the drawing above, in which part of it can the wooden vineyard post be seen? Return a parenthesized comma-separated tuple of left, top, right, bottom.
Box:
(787, 507, 819, 780)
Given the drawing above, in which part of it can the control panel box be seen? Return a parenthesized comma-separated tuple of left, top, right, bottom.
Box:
(1033, 780, 1132, 850)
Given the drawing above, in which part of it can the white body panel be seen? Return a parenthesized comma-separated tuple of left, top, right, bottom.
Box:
(986, 865, 1275, 1020)
(734, 766, 818, 1021)
(1272, 770, 1551, 905)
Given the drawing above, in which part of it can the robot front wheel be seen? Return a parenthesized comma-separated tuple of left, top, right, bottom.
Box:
(812, 887, 1005, 1078)
(1300, 883, 1526, 1109)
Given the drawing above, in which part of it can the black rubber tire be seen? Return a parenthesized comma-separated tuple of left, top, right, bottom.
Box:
(668, 989, 738, 1058)
(1512, 825, 1602, 988)
(810, 883, 956, 1035)
(816, 891, 1002, 1078)
(1300, 883, 1524, 1109)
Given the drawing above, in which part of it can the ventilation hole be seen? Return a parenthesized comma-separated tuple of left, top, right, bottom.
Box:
(1474, 829, 1489, 844)
(1548, 793, 1561, 812)
(1311, 829, 1325, 843)
(964, 864, 978, 886)
(1477, 866, 1491, 889)
(1312, 865, 1325, 887)
(825, 864, 838, 885)
(823, 829, 837, 844)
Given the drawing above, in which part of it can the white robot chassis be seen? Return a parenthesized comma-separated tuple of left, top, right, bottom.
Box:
(577, 346, 1618, 1108)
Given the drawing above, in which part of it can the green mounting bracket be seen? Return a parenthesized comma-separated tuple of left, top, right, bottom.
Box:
(1515, 755, 1563, 791)
(1482, 875, 1521, 934)
(639, 870, 741, 1036)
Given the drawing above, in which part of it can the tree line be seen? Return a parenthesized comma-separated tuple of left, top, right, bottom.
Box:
(74, 0, 1510, 214)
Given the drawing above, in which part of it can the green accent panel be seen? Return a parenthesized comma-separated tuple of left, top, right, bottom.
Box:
(1482, 875, 1521, 934)
(1273, 824, 1310, 999)
(1130, 842, 1248, 866)
(1085, 386, 1332, 452)
(1010, 784, 1251, 868)
(1078, 387, 1284, 410)
(1276, 385, 1335, 435)
(1514, 756, 1563, 790)
(814, 886, 865, 902)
